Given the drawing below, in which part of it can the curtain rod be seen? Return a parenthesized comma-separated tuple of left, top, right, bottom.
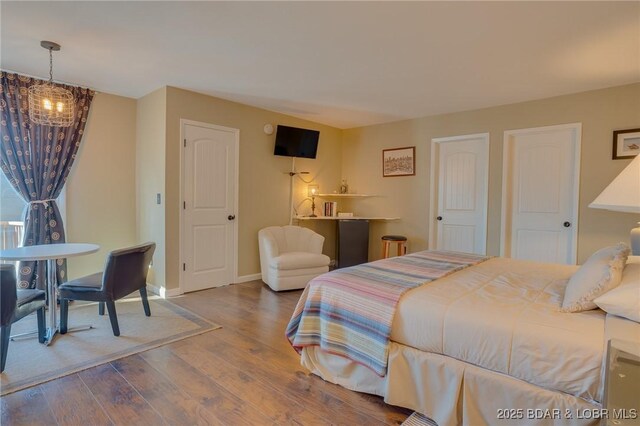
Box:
(0, 68, 100, 93)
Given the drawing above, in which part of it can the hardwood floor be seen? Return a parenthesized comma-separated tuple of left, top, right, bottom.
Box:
(1, 281, 412, 425)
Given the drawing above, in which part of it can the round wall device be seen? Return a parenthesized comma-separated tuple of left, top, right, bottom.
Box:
(263, 124, 274, 135)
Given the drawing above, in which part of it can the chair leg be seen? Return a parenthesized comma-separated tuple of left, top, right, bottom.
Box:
(98, 302, 105, 316)
(1, 324, 11, 373)
(60, 299, 69, 334)
(139, 287, 151, 317)
(37, 307, 46, 343)
(105, 301, 120, 336)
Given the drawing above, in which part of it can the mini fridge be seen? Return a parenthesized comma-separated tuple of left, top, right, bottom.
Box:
(336, 219, 369, 268)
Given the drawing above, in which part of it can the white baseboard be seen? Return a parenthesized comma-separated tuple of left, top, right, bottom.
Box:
(148, 276, 261, 296)
(146, 283, 183, 298)
(234, 273, 262, 283)
(164, 287, 183, 297)
(146, 283, 161, 296)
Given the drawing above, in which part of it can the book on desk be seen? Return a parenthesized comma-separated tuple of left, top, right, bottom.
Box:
(323, 201, 338, 217)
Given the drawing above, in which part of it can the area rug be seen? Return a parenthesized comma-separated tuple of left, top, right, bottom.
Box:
(0, 296, 220, 395)
(402, 412, 438, 426)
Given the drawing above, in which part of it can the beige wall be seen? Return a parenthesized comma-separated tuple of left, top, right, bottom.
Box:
(162, 87, 343, 289)
(135, 88, 167, 287)
(66, 92, 137, 278)
(63, 82, 640, 288)
(342, 83, 640, 263)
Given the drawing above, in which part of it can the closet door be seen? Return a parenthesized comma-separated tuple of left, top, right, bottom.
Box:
(182, 121, 239, 292)
(431, 133, 489, 255)
(501, 123, 581, 264)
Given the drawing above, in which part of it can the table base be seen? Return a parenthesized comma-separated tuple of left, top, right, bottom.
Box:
(10, 329, 39, 341)
(44, 324, 94, 345)
(42, 259, 94, 345)
(46, 259, 57, 344)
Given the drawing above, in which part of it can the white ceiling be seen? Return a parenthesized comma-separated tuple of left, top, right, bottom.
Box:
(2, 1, 639, 129)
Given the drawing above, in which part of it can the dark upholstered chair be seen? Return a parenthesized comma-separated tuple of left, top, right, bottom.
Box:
(1, 264, 46, 372)
(58, 242, 155, 337)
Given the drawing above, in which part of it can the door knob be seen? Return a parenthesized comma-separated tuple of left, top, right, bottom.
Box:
(563, 221, 571, 228)
(228, 215, 236, 221)
(437, 216, 443, 221)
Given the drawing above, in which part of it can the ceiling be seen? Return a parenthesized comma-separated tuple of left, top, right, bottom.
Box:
(1, 1, 639, 129)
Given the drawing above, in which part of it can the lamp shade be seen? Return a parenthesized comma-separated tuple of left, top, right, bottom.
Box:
(589, 155, 640, 213)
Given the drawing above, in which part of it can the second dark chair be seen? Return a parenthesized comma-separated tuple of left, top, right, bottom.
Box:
(58, 242, 156, 337)
(1, 264, 46, 372)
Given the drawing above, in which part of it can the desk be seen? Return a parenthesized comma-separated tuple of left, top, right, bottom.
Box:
(294, 216, 399, 267)
(0, 243, 100, 345)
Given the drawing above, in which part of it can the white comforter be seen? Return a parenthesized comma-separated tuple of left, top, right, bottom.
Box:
(391, 257, 608, 402)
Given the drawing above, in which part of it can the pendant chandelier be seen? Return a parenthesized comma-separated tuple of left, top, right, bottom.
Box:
(28, 41, 75, 127)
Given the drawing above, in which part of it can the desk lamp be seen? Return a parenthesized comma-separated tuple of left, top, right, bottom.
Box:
(308, 185, 319, 217)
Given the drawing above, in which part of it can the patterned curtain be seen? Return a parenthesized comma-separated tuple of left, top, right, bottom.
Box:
(0, 71, 94, 289)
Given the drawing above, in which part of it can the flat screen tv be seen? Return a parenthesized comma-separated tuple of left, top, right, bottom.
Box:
(274, 125, 319, 159)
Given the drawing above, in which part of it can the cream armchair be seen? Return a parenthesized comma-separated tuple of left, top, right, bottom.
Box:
(258, 225, 330, 291)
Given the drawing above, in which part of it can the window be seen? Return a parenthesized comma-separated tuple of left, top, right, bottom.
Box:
(0, 172, 25, 250)
(0, 172, 66, 250)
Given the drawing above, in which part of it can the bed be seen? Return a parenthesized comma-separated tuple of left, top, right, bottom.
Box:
(286, 250, 640, 426)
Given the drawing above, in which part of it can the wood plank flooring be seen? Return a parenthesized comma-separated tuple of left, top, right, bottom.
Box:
(1, 281, 412, 425)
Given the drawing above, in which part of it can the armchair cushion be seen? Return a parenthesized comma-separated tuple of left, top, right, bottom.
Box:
(270, 252, 330, 270)
(274, 266, 329, 278)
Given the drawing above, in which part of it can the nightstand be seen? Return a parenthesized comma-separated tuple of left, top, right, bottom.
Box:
(603, 339, 640, 426)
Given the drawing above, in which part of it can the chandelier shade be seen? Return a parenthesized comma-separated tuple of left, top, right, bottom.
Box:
(28, 41, 75, 127)
(28, 83, 75, 127)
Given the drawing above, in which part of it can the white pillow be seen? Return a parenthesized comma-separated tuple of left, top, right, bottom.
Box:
(561, 243, 630, 313)
(594, 262, 640, 322)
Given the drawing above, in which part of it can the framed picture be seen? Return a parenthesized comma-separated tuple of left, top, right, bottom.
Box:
(383, 146, 415, 177)
(613, 128, 640, 160)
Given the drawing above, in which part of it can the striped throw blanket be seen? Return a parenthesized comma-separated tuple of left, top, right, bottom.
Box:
(286, 250, 488, 375)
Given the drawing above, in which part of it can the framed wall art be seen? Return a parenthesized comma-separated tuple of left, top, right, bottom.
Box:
(383, 146, 415, 177)
(612, 128, 640, 160)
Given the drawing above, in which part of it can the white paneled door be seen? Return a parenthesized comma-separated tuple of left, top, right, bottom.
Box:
(181, 121, 239, 292)
(501, 123, 581, 264)
(430, 134, 489, 255)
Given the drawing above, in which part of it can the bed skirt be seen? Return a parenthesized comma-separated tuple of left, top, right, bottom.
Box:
(302, 343, 600, 426)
